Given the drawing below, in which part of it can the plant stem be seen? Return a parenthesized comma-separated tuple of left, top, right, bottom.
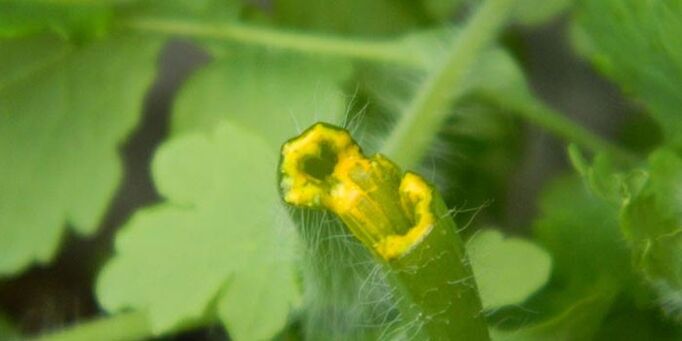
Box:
(279, 124, 489, 339)
(122, 17, 420, 67)
(124, 15, 636, 162)
(381, 0, 518, 168)
(389, 191, 490, 340)
(504, 98, 637, 162)
(31, 311, 151, 341)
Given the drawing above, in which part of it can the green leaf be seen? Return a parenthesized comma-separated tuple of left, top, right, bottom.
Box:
(533, 176, 630, 291)
(467, 48, 534, 107)
(595, 297, 682, 340)
(109, 48, 349, 339)
(513, 0, 573, 26)
(467, 229, 551, 310)
(573, 0, 682, 148)
(0, 34, 71, 91)
(218, 263, 299, 341)
(491, 292, 614, 341)
(568, 145, 649, 205)
(172, 50, 351, 148)
(0, 34, 161, 276)
(567, 146, 624, 203)
(271, 0, 424, 36)
(422, 0, 462, 21)
(0, 1, 128, 39)
(621, 149, 682, 318)
(502, 176, 632, 339)
(0, 311, 18, 341)
(125, 0, 241, 20)
(97, 122, 300, 337)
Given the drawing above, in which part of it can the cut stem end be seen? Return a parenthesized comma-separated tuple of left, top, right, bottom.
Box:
(280, 123, 435, 260)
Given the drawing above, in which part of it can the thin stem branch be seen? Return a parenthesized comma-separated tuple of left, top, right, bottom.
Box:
(381, 0, 518, 168)
(121, 17, 421, 67)
(123, 15, 635, 162)
(31, 311, 151, 341)
(503, 98, 637, 162)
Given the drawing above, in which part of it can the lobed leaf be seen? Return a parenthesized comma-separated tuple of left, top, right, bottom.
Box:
(171, 50, 351, 148)
(0, 34, 161, 276)
(621, 149, 682, 318)
(99, 48, 350, 338)
(97, 122, 300, 337)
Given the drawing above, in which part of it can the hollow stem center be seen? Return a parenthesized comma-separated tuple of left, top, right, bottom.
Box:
(280, 123, 435, 260)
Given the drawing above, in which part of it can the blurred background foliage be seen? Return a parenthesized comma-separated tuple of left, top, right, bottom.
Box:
(0, 0, 681, 340)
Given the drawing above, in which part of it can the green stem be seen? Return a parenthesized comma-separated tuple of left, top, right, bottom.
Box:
(121, 17, 420, 67)
(123, 13, 632, 164)
(279, 124, 489, 339)
(30, 311, 151, 341)
(389, 192, 490, 340)
(381, 0, 518, 168)
(506, 98, 637, 162)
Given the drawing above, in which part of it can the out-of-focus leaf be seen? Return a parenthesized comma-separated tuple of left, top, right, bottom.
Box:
(0, 1, 131, 39)
(421, 0, 573, 25)
(172, 50, 351, 148)
(0, 35, 161, 277)
(100, 47, 349, 337)
(491, 292, 614, 341)
(122, 0, 240, 20)
(573, 0, 682, 148)
(0, 35, 71, 90)
(568, 145, 648, 204)
(483, 176, 634, 340)
(513, 0, 573, 26)
(97, 123, 300, 337)
(272, 0, 424, 35)
(595, 297, 682, 340)
(467, 229, 551, 310)
(621, 149, 682, 318)
(218, 262, 299, 341)
(422, 0, 462, 21)
(467, 48, 534, 107)
(499, 176, 632, 339)
(570, 145, 682, 318)
(0, 312, 18, 341)
(533, 176, 630, 292)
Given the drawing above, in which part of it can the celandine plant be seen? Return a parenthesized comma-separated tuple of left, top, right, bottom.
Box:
(3, 0, 682, 340)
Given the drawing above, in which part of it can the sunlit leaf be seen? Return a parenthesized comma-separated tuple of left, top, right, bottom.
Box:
(97, 122, 300, 337)
(172, 50, 351, 148)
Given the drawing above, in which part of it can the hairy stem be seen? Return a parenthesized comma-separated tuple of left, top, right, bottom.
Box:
(30, 311, 151, 341)
(280, 123, 489, 339)
(381, 0, 518, 168)
(121, 17, 420, 67)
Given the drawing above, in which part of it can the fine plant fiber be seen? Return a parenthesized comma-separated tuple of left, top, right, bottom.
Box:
(286, 109, 412, 340)
(290, 208, 403, 340)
